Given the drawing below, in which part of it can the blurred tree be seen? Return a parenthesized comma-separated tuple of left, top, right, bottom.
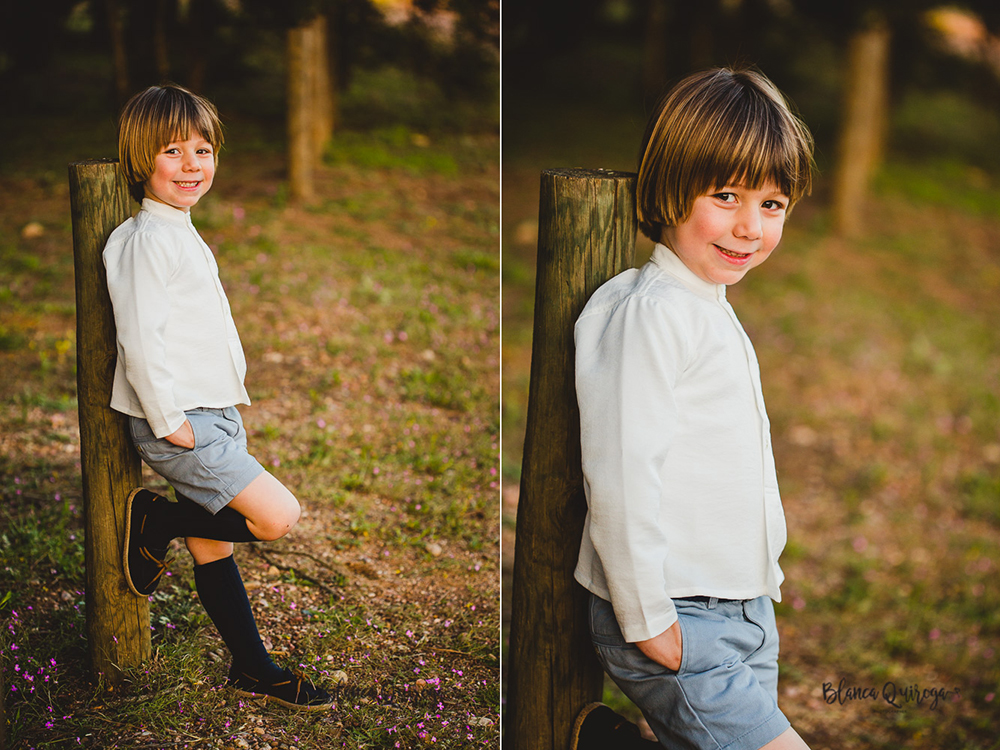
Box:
(105, 0, 130, 103)
(502, 0, 604, 87)
(831, 9, 891, 237)
(99, 0, 244, 103)
(0, 1, 78, 76)
(286, 12, 334, 202)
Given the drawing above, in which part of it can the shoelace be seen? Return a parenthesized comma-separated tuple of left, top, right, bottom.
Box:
(138, 546, 172, 587)
(235, 669, 328, 705)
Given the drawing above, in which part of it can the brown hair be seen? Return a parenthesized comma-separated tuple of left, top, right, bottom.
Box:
(636, 68, 814, 243)
(117, 84, 224, 204)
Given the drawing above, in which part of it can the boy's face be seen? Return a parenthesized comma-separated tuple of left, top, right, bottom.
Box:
(144, 134, 216, 211)
(661, 183, 788, 286)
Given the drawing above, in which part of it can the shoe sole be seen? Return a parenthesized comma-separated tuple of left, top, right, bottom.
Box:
(122, 487, 148, 597)
(230, 686, 335, 712)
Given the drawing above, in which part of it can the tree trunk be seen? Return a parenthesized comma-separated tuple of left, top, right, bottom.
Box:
(69, 160, 151, 686)
(106, 0, 130, 104)
(287, 20, 317, 202)
(641, 0, 670, 103)
(832, 15, 891, 237)
(313, 14, 335, 162)
(154, 0, 171, 82)
(506, 168, 637, 750)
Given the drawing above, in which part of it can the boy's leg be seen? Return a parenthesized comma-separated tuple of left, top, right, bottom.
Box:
(124, 472, 299, 596)
(760, 728, 811, 750)
(137, 471, 299, 548)
(190, 545, 333, 710)
(186, 537, 234, 565)
(226, 471, 300, 542)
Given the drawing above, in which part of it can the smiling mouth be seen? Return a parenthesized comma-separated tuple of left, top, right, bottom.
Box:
(715, 244, 752, 260)
(175, 181, 201, 188)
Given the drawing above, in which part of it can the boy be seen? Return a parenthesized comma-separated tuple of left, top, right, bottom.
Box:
(105, 84, 332, 710)
(570, 69, 814, 749)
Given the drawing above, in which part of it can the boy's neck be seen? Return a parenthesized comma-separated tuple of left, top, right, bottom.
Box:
(144, 193, 192, 213)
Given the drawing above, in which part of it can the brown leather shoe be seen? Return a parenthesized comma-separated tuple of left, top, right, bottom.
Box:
(122, 488, 171, 597)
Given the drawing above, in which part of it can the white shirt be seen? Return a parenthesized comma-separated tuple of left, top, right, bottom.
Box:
(104, 199, 250, 438)
(574, 243, 786, 643)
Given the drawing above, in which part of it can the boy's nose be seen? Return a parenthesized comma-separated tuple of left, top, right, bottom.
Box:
(734, 208, 762, 241)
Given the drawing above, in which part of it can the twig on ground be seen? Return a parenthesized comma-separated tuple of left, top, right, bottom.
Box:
(247, 546, 341, 596)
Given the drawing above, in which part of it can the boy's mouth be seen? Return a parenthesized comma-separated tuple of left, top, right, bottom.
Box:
(175, 181, 201, 188)
(715, 244, 752, 260)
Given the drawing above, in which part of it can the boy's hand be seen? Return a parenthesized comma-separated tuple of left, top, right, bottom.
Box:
(164, 419, 195, 449)
(636, 620, 683, 671)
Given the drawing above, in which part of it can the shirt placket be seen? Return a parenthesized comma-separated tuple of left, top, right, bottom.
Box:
(718, 289, 784, 573)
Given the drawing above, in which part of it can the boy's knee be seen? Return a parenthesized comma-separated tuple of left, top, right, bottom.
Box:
(253, 496, 300, 541)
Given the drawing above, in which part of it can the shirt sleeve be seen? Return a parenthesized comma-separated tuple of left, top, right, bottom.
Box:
(105, 230, 187, 438)
(575, 294, 688, 642)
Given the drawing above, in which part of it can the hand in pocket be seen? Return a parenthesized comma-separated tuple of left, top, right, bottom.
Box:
(164, 419, 195, 449)
(636, 619, 683, 671)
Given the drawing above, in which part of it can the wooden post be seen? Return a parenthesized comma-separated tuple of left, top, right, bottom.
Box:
(507, 169, 637, 749)
(69, 160, 151, 686)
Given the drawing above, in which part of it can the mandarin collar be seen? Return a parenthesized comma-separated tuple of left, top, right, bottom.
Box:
(140, 197, 192, 225)
(650, 243, 725, 301)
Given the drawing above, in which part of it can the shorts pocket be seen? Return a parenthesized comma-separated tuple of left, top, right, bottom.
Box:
(741, 598, 773, 663)
(673, 602, 729, 676)
(130, 416, 195, 461)
(589, 595, 630, 649)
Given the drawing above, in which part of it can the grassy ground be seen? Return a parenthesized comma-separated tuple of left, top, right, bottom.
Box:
(502, 77, 1000, 750)
(0, 59, 499, 749)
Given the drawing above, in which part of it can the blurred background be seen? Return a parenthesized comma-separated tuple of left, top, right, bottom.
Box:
(502, 1, 1000, 747)
(1, 1, 499, 747)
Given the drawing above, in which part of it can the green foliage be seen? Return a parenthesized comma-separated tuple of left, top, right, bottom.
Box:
(340, 66, 499, 135)
(325, 126, 459, 176)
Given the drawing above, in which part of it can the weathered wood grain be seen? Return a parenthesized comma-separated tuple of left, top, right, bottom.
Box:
(69, 160, 150, 685)
(507, 168, 638, 749)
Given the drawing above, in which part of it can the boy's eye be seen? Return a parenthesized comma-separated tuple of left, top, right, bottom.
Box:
(763, 199, 786, 210)
(712, 192, 736, 203)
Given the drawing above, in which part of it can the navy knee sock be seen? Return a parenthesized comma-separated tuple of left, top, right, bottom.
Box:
(193, 554, 283, 681)
(147, 492, 259, 548)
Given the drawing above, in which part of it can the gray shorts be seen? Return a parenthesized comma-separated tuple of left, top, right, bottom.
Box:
(590, 593, 790, 750)
(129, 406, 265, 515)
